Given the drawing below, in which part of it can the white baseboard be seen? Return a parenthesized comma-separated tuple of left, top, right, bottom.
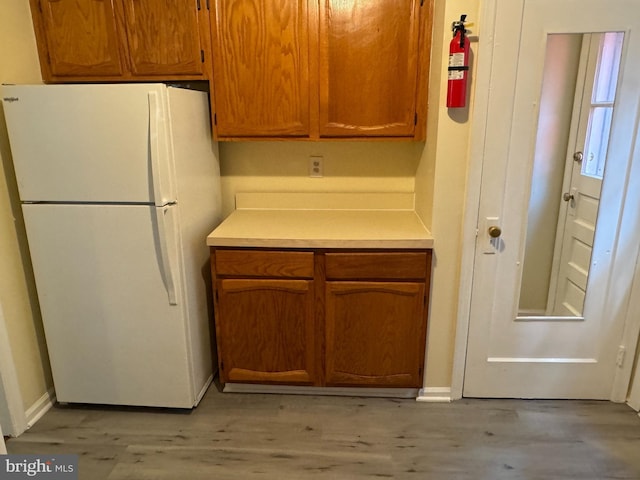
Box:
(25, 388, 56, 429)
(416, 387, 452, 403)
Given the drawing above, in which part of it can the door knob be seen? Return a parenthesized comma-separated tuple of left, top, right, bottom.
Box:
(488, 226, 502, 238)
(563, 192, 574, 202)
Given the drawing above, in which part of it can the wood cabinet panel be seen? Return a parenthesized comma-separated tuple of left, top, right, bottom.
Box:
(215, 250, 314, 278)
(318, 0, 423, 137)
(325, 252, 429, 280)
(211, 0, 310, 137)
(325, 281, 426, 387)
(36, 0, 124, 77)
(121, 0, 206, 76)
(216, 279, 316, 385)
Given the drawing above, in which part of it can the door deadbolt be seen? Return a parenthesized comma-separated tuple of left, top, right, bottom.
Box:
(488, 226, 502, 238)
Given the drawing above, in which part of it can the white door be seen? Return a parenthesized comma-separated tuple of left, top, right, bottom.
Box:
(464, 0, 640, 399)
(21, 203, 195, 408)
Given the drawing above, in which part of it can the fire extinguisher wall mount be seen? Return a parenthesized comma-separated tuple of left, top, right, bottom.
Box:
(447, 14, 470, 109)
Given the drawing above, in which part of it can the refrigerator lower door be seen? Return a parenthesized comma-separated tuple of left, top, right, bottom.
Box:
(22, 203, 199, 408)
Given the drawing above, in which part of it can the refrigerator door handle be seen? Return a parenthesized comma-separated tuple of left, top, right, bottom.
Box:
(148, 91, 168, 207)
(155, 206, 178, 305)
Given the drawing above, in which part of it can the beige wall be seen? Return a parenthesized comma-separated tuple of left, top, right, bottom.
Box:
(415, 0, 480, 387)
(0, 2, 52, 410)
(219, 141, 423, 216)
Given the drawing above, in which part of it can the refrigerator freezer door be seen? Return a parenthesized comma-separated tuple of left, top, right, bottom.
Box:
(21, 203, 199, 408)
(2, 84, 175, 205)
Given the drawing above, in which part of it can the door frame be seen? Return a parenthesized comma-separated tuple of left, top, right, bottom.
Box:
(0, 301, 28, 436)
(451, 0, 640, 401)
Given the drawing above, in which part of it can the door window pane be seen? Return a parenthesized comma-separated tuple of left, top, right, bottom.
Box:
(582, 32, 623, 180)
(593, 32, 623, 103)
(583, 106, 613, 178)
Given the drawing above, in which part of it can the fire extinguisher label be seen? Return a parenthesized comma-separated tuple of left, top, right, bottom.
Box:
(448, 53, 465, 80)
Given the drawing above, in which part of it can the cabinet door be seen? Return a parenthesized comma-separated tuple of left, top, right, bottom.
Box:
(325, 281, 426, 387)
(35, 0, 124, 77)
(217, 279, 316, 385)
(211, 0, 310, 137)
(318, 0, 423, 137)
(121, 0, 206, 76)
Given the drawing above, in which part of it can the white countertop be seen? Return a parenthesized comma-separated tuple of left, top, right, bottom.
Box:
(206, 193, 434, 249)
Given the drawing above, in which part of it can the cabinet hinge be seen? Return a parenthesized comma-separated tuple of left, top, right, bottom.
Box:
(414, 113, 418, 125)
(197, 0, 201, 10)
(206, 0, 210, 10)
(201, 50, 205, 63)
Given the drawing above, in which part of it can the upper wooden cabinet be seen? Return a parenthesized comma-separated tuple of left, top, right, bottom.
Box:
(319, 0, 425, 137)
(121, 0, 208, 76)
(30, 0, 212, 82)
(35, 0, 124, 78)
(210, 0, 310, 137)
(209, 0, 433, 140)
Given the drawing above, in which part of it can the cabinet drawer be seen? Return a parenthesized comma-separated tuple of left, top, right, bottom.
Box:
(325, 252, 429, 280)
(215, 250, 314, 278)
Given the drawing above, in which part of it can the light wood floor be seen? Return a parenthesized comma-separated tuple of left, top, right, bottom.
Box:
(6, 383, 640, 479)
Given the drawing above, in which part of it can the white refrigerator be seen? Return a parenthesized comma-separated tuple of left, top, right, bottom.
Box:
(2, 84, 222, 408)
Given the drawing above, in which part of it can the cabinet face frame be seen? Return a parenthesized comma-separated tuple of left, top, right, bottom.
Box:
(211, 248, 431, 389)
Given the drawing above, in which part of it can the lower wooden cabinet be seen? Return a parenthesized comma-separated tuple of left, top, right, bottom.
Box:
(211, 248, 431, 389)
(325, 281, 426, 387)
(216, 278, 316, 385)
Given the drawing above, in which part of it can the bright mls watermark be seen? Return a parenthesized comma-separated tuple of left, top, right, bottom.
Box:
(0, 455, 77, 479)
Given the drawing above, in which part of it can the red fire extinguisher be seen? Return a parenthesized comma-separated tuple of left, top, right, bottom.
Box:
(447, 15, 470, 108)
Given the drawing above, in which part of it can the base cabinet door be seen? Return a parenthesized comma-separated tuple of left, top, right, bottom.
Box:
(325, 281, 426, 387)
(216, 278, 316, 385)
